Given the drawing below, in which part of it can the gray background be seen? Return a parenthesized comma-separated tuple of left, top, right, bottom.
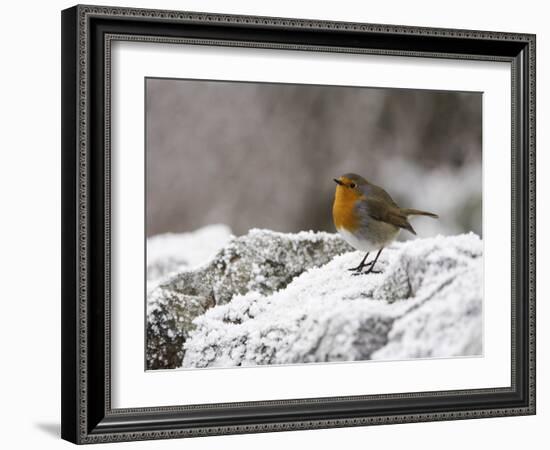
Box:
(146, 78, 482, 238)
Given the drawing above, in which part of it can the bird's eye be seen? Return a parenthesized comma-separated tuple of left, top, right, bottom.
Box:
(349, 183, 356, 189)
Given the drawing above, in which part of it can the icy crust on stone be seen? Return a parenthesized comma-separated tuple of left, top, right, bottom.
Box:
(181, 233, 482, 368)
(146, 228, 352, 369)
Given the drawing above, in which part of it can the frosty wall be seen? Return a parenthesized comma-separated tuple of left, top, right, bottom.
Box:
(146, 229, 482, 370)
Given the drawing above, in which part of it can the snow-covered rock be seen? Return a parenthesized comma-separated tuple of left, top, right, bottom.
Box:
(146, 228, 352, 369)
(182, 233, 482, 368)
(147, 224, 232, 284)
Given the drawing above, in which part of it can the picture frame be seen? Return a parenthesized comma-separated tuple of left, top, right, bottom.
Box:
(61, 4, 536, 444)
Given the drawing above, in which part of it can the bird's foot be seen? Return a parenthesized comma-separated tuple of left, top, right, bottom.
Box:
(347, 261, 373, 272)
(352, 267, 382, 276)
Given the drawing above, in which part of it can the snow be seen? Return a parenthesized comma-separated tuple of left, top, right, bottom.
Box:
(147, 224, 232, 284)
(145, 226, 482, 370)
(181, 233, 482, 368)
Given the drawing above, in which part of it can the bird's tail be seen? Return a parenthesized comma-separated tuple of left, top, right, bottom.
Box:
(401, 208, 438, 219)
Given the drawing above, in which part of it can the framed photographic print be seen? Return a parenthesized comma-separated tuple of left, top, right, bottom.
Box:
(61, 4, 536, 444)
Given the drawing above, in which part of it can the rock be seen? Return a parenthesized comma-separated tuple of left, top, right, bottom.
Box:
(146, 228, 352, 369)
(181, 233, 482, 368)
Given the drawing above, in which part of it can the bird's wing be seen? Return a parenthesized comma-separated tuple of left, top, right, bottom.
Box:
(361, 183, 399, 208)
(358, 197, 416, 235)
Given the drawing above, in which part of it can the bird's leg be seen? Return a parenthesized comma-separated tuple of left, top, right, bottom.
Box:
(354, 248, 383, 275)
(364, 248, 383, 274)
(348, 252, 370, 272)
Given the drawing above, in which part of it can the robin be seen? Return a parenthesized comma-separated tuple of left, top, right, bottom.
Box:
(332, 173, 438, 275)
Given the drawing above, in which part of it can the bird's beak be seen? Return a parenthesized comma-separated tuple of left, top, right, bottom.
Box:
(334, 178, 344, 186)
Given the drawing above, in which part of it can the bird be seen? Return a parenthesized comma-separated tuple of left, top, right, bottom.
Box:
(332, 173, 438, 275)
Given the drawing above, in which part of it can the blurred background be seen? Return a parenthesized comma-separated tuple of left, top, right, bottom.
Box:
(146, 78, 482, 240)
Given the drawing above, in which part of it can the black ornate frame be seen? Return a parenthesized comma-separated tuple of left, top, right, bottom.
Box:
(61, 4, 536, 444)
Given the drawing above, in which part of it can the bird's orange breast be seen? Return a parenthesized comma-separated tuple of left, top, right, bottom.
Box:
(332, 186, 361, 231)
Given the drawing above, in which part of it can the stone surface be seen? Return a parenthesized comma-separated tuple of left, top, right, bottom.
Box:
(146, 228, 352, 369)
(181, 233, 482, 368)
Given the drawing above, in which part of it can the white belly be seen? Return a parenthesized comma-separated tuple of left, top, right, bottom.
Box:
(337, 227, 399, 252)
